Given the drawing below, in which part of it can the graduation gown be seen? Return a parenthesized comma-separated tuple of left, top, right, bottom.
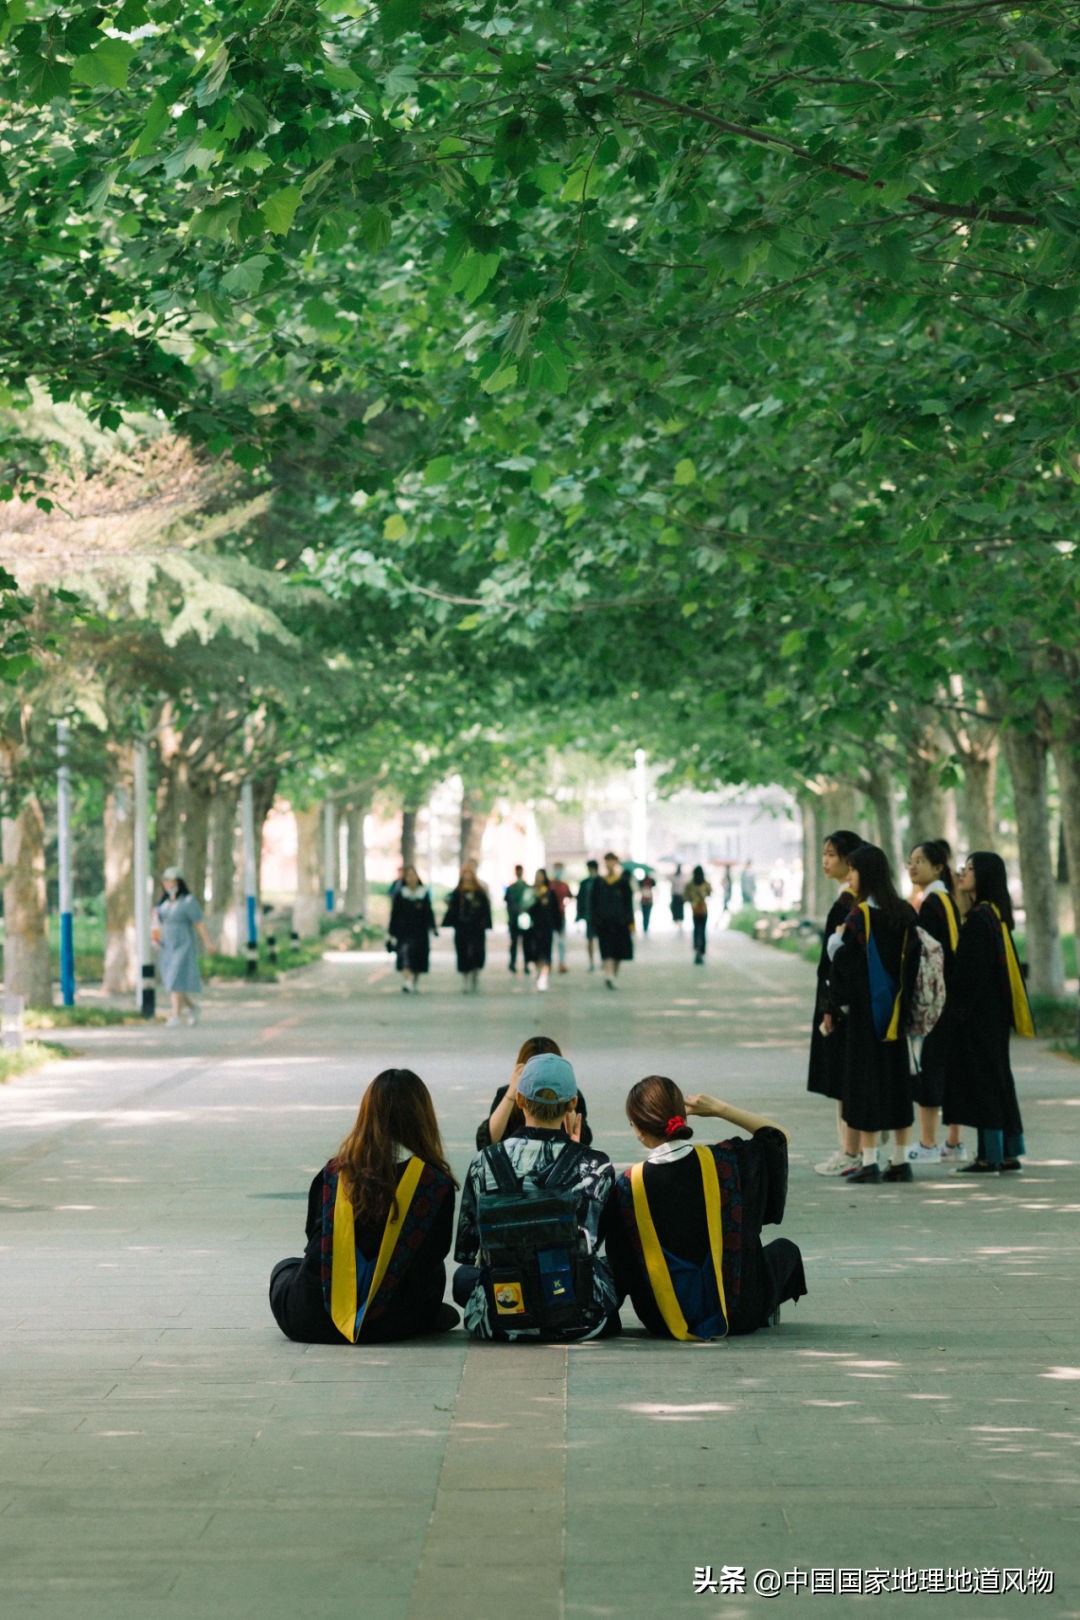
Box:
(807, 888, 857, 1101)
(942, 903, 1024, 1136)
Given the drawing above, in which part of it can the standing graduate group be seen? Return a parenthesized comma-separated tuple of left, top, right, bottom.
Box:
(808, 830, 1034, 1183)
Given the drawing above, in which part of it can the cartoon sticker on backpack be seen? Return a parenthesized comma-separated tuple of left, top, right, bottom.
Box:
(493, 1279, 527, 1315)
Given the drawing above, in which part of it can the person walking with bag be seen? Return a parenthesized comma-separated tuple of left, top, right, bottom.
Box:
(153, 867, 213, 1026)
(808, 831, 862, 1176)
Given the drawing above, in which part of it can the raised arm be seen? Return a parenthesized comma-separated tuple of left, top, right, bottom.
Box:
(685, 1093, 790, 1141)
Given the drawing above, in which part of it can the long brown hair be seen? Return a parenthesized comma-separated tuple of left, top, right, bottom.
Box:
(626, 1075, 694, 1142)
(335, 1069, 456, 1227)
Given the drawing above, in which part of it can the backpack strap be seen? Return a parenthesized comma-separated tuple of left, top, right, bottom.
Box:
(330, 1156, 425, 1343)
(629, 1147, 728, 1342)
(485, 1140, 524, 1195)
(540, 1140, 585, 1190)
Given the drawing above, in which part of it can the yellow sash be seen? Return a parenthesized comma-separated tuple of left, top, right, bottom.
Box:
(938, 893, 959, 954)
(330, 1156, 425, 1343)
(630, 1147, 728, 1342)
(989, 904, 1035, 1037)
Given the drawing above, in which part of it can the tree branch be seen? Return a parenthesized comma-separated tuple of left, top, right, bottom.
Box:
(618, 86, 1042, 227)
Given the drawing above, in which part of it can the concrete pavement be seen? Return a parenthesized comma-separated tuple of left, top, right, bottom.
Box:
(1, 927, 1078, 1619)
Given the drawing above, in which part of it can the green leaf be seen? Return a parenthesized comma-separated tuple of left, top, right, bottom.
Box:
(481, 361, 518, 395)
(379, 0, 421, 40)
(383, 513, 408, 540)
(450, 251, 500, 304)
(261, 186, 303, 236)
(361, 204, 392, 252)
(780, 630, 804, 658)
(423, 456, 454, 485)
(220, 255, 270, 297)
(673, 458, 696, 486)
(71, 39, 136, 89)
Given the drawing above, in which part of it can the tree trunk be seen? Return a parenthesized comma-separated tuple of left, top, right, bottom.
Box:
(206, 785, 239, 948)
(103, 744, 136, 993)
(1001, 726, 1065, 996)
(1, 789, 52, 1008)
(957, 743, 998, 855)
(1049, 723, 1080, 945)
(864, 762, 901, 876)
(906, 723, 952, 848)
(344, 797, 370, 918)
(252, 774, 277, 909)
(798, 792, 825, 919)
(459, 788, 490, 869)
(183, 779, 213, 905)
(292, 805, 323, 938)
(153, 720, 187, 884)
(401, 805, 419, 872)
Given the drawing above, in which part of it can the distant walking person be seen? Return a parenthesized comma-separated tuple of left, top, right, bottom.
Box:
(593, 852, 635, 990)
(443, 863, 493, 993)
(669, 864, 686, 929)
(576, 859, 600, 971)
(720, 864, 734, 912)
(639, 873, 656, 933)
(504, 864, 529, 974)
(525, 869, 560, 992)
(685, 866, 712, 965)
(153, 868, 213, 1026)
(550, 862, 572, 974)
(388, 866, 437, 993)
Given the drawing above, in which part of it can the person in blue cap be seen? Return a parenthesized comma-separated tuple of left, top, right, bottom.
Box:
(453, 1053, 620, 1341)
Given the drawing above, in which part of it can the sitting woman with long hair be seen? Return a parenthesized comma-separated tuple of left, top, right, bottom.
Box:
(607, 1077, 806, 1339)
(269, 1069, 459, 1343)
(475, 1034, 592, 1150)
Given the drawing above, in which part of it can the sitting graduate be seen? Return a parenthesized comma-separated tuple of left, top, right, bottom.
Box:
(607, 1078, 807, 1339)
(269, 1068, 459, 1344)
(475, 1034, 593, 1150)
(454, 1052, 618, 1342)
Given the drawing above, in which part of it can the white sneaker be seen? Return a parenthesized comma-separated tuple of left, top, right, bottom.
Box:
(940, 1142, 968, 1162)
(165, 1015, 181, 1027)
(185, 1008, 199, 1026)
(814, 1151, 859, 1176)
(906, 1142, 941, 1162)
(537, 970, 549, 992)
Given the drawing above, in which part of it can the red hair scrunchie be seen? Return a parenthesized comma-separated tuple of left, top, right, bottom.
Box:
(665, 1115, 687, 1137)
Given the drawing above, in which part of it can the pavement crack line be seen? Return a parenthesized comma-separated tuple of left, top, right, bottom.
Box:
(407, 1342, 569, 1620)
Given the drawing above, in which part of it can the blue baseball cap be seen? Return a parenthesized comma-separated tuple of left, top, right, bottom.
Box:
(516, 1053, 578, 1104)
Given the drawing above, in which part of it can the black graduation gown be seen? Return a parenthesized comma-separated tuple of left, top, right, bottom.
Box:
(607, 1129, 806, 1337)
(830, 905, 916, 1133)
(807, 889, 857, 1100)
(942, 904, 1024, 1135)
(269, 1162, 454, 1344)
(389, 890, 437, 974)
(442, 886, 492, 973)
(911, 889, 959, 1109)
(592, 872, 634, 961)
(524, 890, 559, 964)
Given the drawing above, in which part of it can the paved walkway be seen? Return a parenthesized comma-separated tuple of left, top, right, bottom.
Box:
(2, 928, 1078, 1619)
